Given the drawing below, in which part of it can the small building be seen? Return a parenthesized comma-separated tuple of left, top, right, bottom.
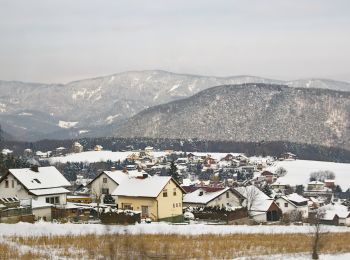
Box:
(275, 193, 309, 219)
(324, 179, 335, 189)
(112, 176, 185, 222)
(235, 185, 282, 223)
(72, 142, 83, 153)
(319, 204, 350, 226)
(307, 181, 325, 191)
(94, 145, 103, 151)
(88, 170, 129, 202)
(279, 152, 297, 160)
(183, 187, 243, 209)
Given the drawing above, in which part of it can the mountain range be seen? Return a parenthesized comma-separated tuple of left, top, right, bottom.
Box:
(0, 70, 349, 143)
(116, 83, 350, 151)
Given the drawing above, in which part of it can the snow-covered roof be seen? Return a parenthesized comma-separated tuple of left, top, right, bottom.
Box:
(112, 176, 172, 198)
(30, 187, 70, 196)
(103, 171, 129, 185)
(320, 204, 350, 220)
(286, 193, 308, 204)
(8, 166, 71, 190)
(272, 177, 288, 186)
(235, 186, 275, 214)
(183, 187, 231, 205)
(308, 181, 324, 185)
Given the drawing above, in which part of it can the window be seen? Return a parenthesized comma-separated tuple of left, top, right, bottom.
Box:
(122, 203, 132, 210)
(173, 188, 177, 196)
(141, 206, 149, 217)
(46, 196, 60, 204)
(173, 203, 175, 208)
(284, 203, 288, 208)
(103, 177, 108, 183)
(33, 178, 41, 184)
(163, 189, 168, 197)
(5, 180, 9, 188)
(226, 192, 229, 198)
(101, 188, 109, 194)
(11, 180, 15, 188)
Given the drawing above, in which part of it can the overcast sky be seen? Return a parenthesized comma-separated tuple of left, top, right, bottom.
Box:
(0, 0, 349, 83)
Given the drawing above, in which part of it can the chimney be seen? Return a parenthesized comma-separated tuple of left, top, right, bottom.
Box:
(111, 167, 116, 172)
(122, 167, 128, 173)
(30, 165, 39, 172)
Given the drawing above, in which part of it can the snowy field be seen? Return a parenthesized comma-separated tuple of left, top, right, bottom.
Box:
(266, 160, 350, 190)
(0, 222, 349, 237)
(235, 252, 350, 260)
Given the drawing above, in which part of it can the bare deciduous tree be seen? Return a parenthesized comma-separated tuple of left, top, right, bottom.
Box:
(275, 167, 287, 177)
(244, 185, 260, 211)
(310, 208, 326, 259)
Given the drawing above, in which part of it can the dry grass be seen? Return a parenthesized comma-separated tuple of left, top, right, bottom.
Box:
(0, 242, 41, 260)
(4, 232, 350, 259)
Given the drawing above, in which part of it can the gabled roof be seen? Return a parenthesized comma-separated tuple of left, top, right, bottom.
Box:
(320, 204, 350, 220)
(183, 187, 231, 205)
(5, 166, 70, 191)
(112, 176, 182, 198)
(286, 193, 308, 204)
(234, 185, 276, 214)
(89, 170, 146, 186)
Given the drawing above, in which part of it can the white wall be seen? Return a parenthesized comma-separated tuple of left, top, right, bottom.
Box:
(90, 173, 118, 202)
(0, 173, 31, 199)
(207, 190, 241, 208)
(275, 197, 308, 218)
(32, 207, 52, 221)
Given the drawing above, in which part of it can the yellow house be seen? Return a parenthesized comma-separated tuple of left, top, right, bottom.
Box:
(112, 176, 185, 222)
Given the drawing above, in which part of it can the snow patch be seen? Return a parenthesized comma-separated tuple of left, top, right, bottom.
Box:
(105, 114, 120, 124)
(58, 120, 78, 129)
(78, 130, 89, 134)
(169, 84, 180, 92)
(18, 112, 33, 116)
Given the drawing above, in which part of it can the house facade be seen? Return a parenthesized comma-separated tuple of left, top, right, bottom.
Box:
(0, 166, 71, 220)
(275, 193, 309, 219)
(113, 176, 185, 222)
(183, 187, 243, 209)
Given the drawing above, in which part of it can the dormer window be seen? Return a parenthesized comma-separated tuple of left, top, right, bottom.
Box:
(32, 179, 41, 184)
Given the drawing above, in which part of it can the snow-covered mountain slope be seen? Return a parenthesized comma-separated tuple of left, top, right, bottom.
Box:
(0, 70, 349, 141)
(116, 83, 350, 150)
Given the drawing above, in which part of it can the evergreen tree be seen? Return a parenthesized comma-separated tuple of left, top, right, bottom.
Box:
(295, 185, 304, 195)
(262, 184, 272, 197)
(169, 161, 180, 183)
(103, 194, 115, 204)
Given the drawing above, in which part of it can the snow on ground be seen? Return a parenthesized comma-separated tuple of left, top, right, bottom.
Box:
(49, 151, 167, 164)
(266, 160, 350, 190)
(0, 222, 348, 237)
(234, 252, 350, 260)
(48, 151, 237, 164)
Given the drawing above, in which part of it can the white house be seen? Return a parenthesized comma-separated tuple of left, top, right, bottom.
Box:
(235, 185, 282, 223)
(88, 169, 147, 202)
(0, 166, 71, 220)
(183, 187, 243, 209)
(275, 193, 309, 219)
(319, 204, 350, 226)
